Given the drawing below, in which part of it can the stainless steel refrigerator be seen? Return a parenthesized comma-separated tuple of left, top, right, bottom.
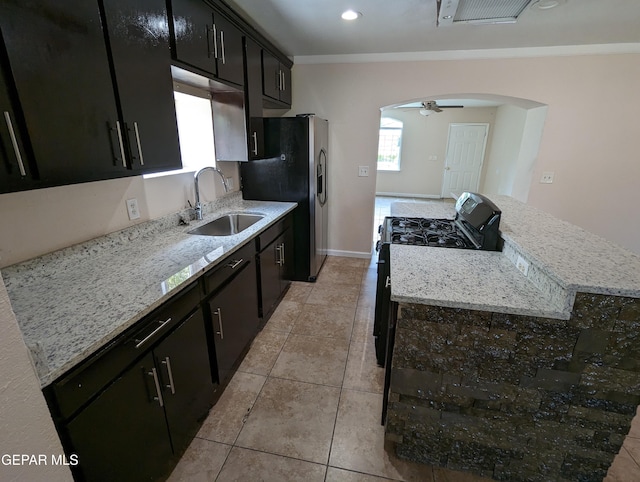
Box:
(240, 115, 328, 281)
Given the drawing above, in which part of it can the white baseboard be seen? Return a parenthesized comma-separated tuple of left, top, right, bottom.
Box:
(375, 192, 442, 199)
(326, 249, 372, 259)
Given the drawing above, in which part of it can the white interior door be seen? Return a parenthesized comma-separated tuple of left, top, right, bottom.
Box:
(441, 123, 489, 198)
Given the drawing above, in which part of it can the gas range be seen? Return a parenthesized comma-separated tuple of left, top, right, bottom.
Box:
(377, 192, 502, 252)
(374, 193, 503, 422)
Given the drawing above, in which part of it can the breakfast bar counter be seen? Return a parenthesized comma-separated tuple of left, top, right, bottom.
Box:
(384, 197, 640, 481)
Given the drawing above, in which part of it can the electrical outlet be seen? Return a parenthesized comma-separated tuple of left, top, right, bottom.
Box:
(428, 155, 438, 161)
(540, 171, 554, 184)
(358, 166, 369, 177)
(126, 198, 140, 220)
(516, 255, 529, 276)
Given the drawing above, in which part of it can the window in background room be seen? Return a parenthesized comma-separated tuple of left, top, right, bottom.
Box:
(377, 117, 403, 171)
(143, 84, 215, 178)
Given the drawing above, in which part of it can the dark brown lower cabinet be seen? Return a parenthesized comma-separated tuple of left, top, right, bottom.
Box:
(65, 308, 213, 482)
(207, 257, 260, 385)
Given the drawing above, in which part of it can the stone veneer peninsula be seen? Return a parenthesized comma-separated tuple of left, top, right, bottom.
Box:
(384, 196, 640, 481)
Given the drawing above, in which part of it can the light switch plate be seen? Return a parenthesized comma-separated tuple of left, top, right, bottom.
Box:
(358, 166, 369, 177)
(126, 198, 140, 220)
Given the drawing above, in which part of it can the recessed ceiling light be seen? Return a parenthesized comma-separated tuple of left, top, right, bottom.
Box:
(533, 0, 564, 10)
(341, 10, 361, 20)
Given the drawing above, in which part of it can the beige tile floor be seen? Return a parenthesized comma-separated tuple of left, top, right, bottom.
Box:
(168, 255, 495, 481)
(168, 255, 640, 481)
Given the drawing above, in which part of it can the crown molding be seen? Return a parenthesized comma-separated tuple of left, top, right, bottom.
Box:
(293, 43, 640, 65)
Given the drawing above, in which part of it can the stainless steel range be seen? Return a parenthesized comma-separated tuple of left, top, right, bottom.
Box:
(373, 192, 502, 423)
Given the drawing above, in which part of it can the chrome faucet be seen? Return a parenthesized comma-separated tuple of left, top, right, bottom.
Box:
(194, 166, 230, 220)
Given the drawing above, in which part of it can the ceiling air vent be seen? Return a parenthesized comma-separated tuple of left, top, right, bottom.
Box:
(438, 0, 533, 26)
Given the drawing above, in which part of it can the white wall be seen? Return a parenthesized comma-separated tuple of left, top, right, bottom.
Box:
(291, 53, 640, 256)
(376, 107, 497, 198)
(0, 163, 239, 268)
(483, 104, 529, 197)
(0, 274, 72, 482)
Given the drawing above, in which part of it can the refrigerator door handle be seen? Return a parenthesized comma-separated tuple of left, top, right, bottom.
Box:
(318, 148, 327, 206)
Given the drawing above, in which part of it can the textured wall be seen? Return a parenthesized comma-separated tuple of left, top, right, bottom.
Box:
(386, 294, 640, 481)
(0, 274, 72, 482)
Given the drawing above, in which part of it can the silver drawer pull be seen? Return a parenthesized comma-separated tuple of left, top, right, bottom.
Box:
(212, 24, 218, 59)
(133, 122, 144, 166)
(214, 308, 224, 339)
(149, 367, 164, 407)
(228, 259, 243, 269)
(162, 357, 176, 395)
(220, 30, 226, 64)
(115, 121, 127, 168)
(135, 317, 172, 349)
(3, 111, 26, 176)
(252, 131, 258, 155)
(385, 276, 391, 288)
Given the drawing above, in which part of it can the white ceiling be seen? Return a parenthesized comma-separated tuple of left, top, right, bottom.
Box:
(223, 0, 640, 59)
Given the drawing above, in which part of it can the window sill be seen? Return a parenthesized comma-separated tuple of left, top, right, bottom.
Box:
(143, 167, 197, 180)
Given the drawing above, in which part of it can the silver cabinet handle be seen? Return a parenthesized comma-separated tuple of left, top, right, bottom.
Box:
(149, 367, 164, 407)
(115, 121, 127, 168)
(3, 111, 26, 176)
(133, 122, 144, 166)
(252, 131, 258, 155)
(162, 357, 176, 395)
(135, 317, 172, 349)
(275, 244, 283, 266)
(220, 30, 226, 64)
(228, 258, 243, 269)
(280, 243, 285, 266)
(214, 308, 224, 339)
(212, 24, 218, 59)
(281, 71, 285, 92)
(385, 276, 391, 288)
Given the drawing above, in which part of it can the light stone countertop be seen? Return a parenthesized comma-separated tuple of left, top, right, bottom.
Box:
(390, 245, 568, 319)
(388, 197, 640, 318)
(1, 193, 296, 387)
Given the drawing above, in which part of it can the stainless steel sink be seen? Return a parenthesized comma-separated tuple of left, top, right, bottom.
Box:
(187, 213, 264, 236)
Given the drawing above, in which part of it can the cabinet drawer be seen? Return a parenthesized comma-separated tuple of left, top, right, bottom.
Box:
(204, 241, 256, 295)
(48, 283, 200, 421)
(257, 215, 292, 252)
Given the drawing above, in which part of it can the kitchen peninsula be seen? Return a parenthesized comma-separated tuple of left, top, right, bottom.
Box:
(384, 196, 640, 481)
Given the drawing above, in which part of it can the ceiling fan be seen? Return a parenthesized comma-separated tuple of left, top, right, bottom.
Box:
(416, 101, 464, 116)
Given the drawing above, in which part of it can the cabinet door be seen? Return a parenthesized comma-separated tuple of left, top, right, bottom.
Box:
(171, 0, 216, 75)
(155, 308, 214, 455)
(212, 12, 244, 86)
(261, 49, 281, 102)
(208, 260, 259, 384)
(66, 352, 173, 482)
(0, 0, 125, 186)
(0, 61, 33, 193)
(280, 226, 294, 291)
(102, 0, 182, 174)
(279, 64, 292, 105)
(260, 234, 284, 319)
(244, 38, 264, 159)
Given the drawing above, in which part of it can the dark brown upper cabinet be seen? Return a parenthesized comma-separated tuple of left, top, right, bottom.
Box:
(0, 0, 127, 189)
(170, 0, 244, 87)
(262, 49, 292, 107)
(0, 0, 182, 193)
(0, 47, 35, 193)
(243, 37, 264, 160)
(101, 0, 182, 174)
